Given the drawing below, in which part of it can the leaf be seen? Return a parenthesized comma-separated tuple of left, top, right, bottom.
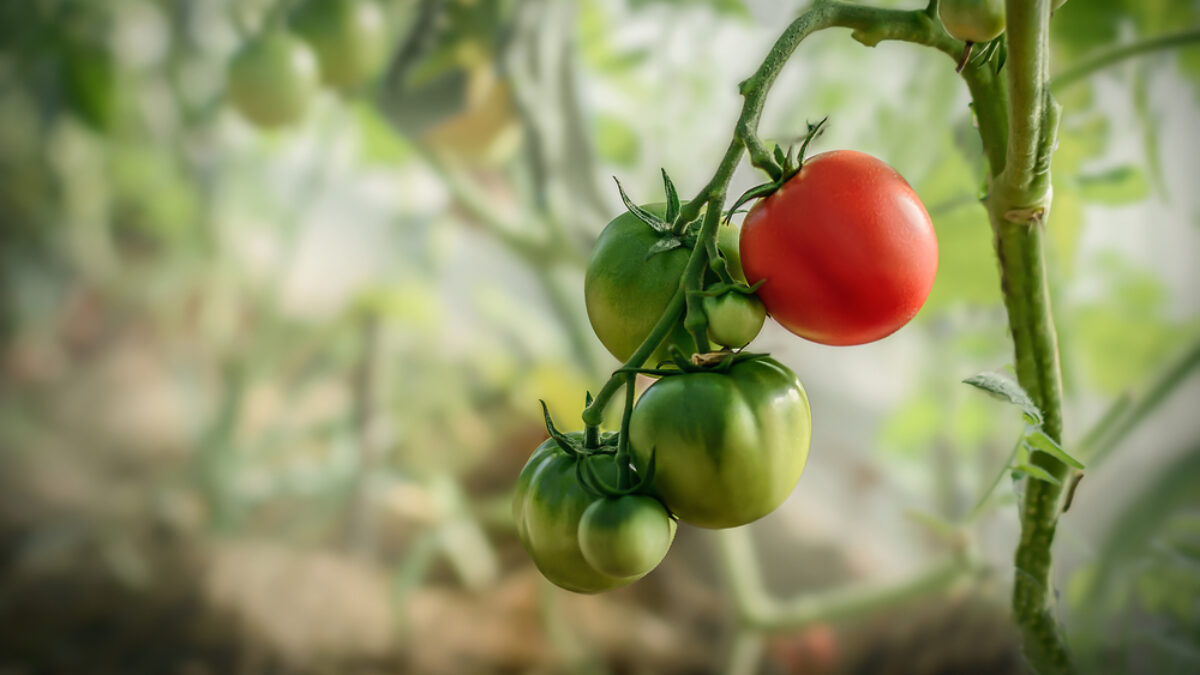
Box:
(594, 113, 639, 166)
(1075, 165, 1151, 205)
(962, 372, 1044, 425)
(1013, 463, 1063, 485)
(1026, 428, 1086, 469)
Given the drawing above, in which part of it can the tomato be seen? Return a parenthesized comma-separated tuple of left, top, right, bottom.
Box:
(938, 0, 1006, 44)
(290, 0, 389, 93)
(628, 357, 811, 529)
(586, 206, 742, 364)
(739, 150, 937, 346)
(703, 290, 765, 349)
(578, 495, 675, 579)
(514, 436, 669, 593)
(226, 31, 319, 128)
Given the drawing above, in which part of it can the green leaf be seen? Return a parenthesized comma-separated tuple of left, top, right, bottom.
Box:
(1026, 428, 1086, 469)
(1075, 165, 1151, 205)
(594, 113, 639, 166)
(962, 372, 1044, 425)
(356, 104, 412, 165)
(1013, 463, 1063, 485)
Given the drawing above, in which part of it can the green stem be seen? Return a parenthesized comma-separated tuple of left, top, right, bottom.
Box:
(1050, 27, 1200, 92)
(615, 372, 636, 489)
(984, 2, 1072, 672)
(718, 528, 972, 632)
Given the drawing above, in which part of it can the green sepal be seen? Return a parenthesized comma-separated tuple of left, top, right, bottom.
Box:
(644, 237, 684, 260)
(614, 177, 671, 234)
(661, 169, 680, 225)
(577, 447, 657, 498)
(540, 400, 581, 457)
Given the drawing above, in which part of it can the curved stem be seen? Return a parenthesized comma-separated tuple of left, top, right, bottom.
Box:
(1051, 27, 1200, 92)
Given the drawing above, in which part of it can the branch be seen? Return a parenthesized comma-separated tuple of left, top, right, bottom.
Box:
(718, 528, 972, 632)
(1050, 27, 1200, 92)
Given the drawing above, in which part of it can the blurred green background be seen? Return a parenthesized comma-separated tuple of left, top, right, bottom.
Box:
(1, 0, 1198, 673)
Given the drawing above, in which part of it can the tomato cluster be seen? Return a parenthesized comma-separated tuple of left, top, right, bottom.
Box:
(226, 0, 389, 129)
(513, 434, 675, 593)
(518, 145, 936, 593)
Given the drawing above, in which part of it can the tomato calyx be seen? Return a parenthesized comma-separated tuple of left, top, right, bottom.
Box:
(727, 117, 828, 220)
(616, 346, 772, 376)
(538, 399, 657, 500)
(614, 171, 703, 255)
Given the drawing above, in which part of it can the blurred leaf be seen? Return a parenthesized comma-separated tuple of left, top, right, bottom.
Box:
(355, 103, 413, 165)
(59, 41, 117, 132)
(1075, 165, 1151, 205)
(594, 112, 640, 166)
(878, 392, 943, 458)
(1071, 255, 1197, 393)
(628, 0, 750, 19)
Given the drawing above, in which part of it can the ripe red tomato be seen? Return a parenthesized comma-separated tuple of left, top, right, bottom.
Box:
(739, 150, 937, 346)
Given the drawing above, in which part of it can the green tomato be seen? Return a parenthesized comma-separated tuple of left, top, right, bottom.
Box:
(585, 205, 743, 364)
(227, 31, 320, 128)
(703, 291, 766, 349)
(939, 0, 1006, 43)
(629, 357, 811, 529)
(514, 436, 662, 593)
(578, 495, 675, 579)
(291, 0, 389, 93)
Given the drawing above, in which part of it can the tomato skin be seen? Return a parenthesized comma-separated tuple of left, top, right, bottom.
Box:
(586, 206, 742, 364)
(578, 495, 675, 579)
(514, 437, 655, 593)
(939, 0, 1006, 44)
(628, 357, 811, 529)
(227, 32, 319, 128)
(291, 0, 388, 93)
(703, 291, 765, 349)
(739, 150, 937, 346)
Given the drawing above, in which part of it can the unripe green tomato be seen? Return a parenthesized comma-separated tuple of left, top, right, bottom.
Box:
(939, 0, 1006, 43)
(227, 32, 319, 128)
(703, 291, 766, 349)
(629, 356, 811, 529)
(291, 0, 389, 93)
(585, 204, 744, 364)
(578, 495, 676, 579)
(514, 436, 657, 593)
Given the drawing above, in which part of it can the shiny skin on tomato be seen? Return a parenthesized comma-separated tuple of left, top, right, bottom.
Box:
(739, 150, 937, 346)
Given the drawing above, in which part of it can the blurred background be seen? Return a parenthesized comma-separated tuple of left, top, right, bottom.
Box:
(1, 0, 1198, 673)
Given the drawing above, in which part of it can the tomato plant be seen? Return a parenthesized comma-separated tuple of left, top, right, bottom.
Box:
(290, 0, 388, 93)
(226, 31, 320, 128)
(628, 356, 811, 529)
(739, 150, 938, 346)
(585, 204, 743, 363)
(938, 0, 1006, 44)
(578, 494, 676, 579)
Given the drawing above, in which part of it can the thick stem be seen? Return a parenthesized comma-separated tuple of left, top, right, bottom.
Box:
(991, 1, 1072, 672)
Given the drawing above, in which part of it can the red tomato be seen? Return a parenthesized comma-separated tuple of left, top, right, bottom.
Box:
(739, 150, 937, 346)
